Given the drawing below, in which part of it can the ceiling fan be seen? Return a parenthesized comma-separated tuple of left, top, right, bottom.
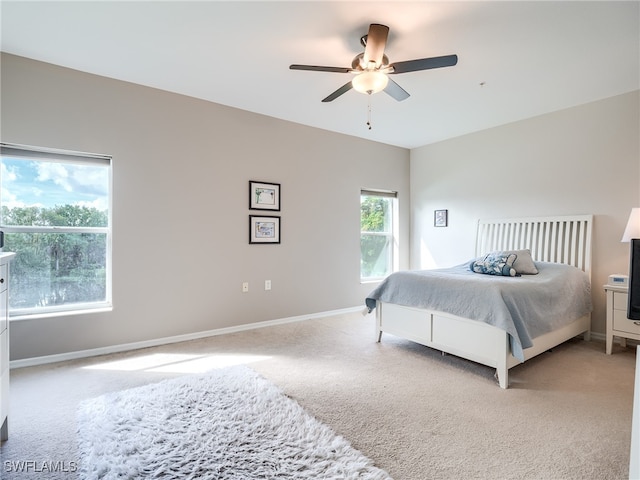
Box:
(290, 23, 458, 103)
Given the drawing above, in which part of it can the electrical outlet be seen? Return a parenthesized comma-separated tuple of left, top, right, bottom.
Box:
(265, 280, 271, 291)
(242, 282, 249, 293)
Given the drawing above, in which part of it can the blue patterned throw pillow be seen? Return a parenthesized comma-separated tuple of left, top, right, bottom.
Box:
(470, 253, 517, 277)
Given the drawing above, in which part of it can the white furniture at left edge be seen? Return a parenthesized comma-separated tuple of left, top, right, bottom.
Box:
(0, 252, 16, 442)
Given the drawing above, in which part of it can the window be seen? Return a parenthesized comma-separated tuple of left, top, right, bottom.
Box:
(360, 189, 397, 281)
(0, 143, 112, 317)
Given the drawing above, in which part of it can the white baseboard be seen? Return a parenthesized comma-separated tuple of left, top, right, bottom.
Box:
(589, 331, 639, 347)
(12, 316, 627, 370)
(10, 306, 364, 369)
(590, 331, 605, 342)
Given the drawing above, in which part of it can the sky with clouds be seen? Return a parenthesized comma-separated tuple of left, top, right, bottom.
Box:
(1, 158, 109, 211)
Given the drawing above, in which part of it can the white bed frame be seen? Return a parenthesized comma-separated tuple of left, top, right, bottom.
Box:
(376, 214, 593, 388)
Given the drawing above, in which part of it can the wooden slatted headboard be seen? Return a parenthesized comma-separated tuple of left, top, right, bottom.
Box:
(475, 215, 593, 278)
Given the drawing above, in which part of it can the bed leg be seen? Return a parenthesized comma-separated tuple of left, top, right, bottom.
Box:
(495, 368, 509, 389)
(496, 336, 509, 389)
(583, 330, 591, 342)
(377, 330, 382, 343)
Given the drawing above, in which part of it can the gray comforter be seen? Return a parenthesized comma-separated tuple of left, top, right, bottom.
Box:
(365, 262, 592, 361)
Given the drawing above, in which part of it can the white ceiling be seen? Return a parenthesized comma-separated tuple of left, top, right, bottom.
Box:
(1, 1, 639, 149)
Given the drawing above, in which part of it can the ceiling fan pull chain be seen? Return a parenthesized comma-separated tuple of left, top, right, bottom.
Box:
(367, 94, 372, 130)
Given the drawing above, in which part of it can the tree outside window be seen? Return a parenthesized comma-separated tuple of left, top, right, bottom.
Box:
(361, 190, 397, 281)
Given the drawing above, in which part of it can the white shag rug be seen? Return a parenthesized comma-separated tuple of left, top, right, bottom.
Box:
(77, 366, 391, 480)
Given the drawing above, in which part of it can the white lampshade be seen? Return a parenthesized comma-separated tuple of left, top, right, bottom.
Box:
(352, 71, 389, 95)
(622, 207, 640, 242)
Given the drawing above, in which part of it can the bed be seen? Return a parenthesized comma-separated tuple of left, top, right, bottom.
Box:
(366, 214, 593, 388)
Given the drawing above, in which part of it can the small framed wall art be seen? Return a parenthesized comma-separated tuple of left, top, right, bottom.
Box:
(249, 181, 280, 211)
(434, 209, 448, 227)
(249, 215, 281, 244)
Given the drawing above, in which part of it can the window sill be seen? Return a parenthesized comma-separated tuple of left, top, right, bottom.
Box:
(10, 305, 113, 322)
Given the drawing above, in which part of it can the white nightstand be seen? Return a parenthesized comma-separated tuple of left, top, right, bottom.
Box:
(605, 284, 640, 354)
(0, 252, 15, 441)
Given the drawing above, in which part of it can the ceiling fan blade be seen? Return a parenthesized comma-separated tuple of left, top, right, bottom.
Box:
(384, 78, 410, 101)
(321, 82, 353, 102)
(389, 54, 458, 74)
(362, 24, 389, 67)
(290, 64, 351, 73)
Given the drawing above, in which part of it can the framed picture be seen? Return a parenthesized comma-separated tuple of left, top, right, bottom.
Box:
(434, 209, 448, 227)
(249, 181, 280, 211)
(249, 215, 281, 244)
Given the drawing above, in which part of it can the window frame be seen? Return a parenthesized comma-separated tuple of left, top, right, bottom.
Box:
(0, 142, 113, 318)
(360, 189, 399, 283)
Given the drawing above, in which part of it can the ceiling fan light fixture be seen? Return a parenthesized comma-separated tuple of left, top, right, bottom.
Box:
(352, 71, 389, 95)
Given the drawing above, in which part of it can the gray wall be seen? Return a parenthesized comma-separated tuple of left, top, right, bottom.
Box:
(410, 90, 640, 336)
(1, 53, 410, 360)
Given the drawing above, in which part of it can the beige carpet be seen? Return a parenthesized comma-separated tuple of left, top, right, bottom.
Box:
(0, 312, 636, 479)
